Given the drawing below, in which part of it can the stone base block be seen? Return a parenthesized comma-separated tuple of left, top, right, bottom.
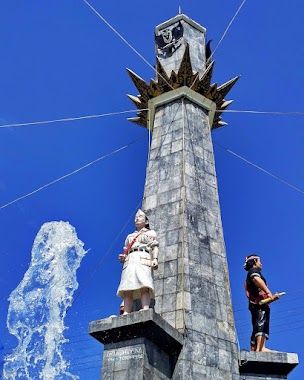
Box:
(89, 309, 183, 380)
(239, 350, 298, 379)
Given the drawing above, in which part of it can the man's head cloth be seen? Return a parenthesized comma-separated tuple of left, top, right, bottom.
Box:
(243, 255, 260, 271)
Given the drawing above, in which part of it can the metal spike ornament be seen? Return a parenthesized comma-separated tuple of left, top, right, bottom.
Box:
(126, 44, 240, 130)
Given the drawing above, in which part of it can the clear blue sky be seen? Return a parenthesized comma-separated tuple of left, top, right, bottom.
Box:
(0, 1, 303, 378)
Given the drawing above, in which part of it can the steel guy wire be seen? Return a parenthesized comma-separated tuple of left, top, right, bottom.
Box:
(0, 335, 93, 352)
(214, 141, 304, 195)
(2, 2, 304, 133)
(81, 0, 176, 93)
(218, 109, 304, 115)
(186, 0, 247, 96)
(236, 311, 304, 330)
(1, 108, 304, 131)
(235, 308, 304, 324)
(65, 352, 101, 362)
(238, 323, 304, 339)
(206, 0, 248, 66)
(0, 109, 147, 129)
(81, 0, 247, 110)
(69, 358, 103, 368)
(72, 364, 100, 372)
(0, 136, 145, 210)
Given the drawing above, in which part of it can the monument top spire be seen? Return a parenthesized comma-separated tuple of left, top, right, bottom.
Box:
(127, 12, 240, 131)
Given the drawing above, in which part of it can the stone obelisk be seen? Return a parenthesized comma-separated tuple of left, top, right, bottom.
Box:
(128, 13, 240, 379)
(89, 13, 298, 380)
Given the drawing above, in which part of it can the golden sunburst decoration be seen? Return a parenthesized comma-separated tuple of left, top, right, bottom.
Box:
(127, 44, 240, 130)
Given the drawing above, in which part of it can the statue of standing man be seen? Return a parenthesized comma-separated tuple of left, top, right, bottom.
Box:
(244, 254, 280, 352)
(117, 210, 159, 314)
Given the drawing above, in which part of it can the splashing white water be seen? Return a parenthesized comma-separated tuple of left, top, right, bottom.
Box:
(3, 221, 87, 380)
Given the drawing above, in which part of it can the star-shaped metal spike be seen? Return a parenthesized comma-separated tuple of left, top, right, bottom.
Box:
(126, 45, 239, 130)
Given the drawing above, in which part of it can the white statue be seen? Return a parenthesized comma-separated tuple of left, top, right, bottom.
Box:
(117, 210, 159, 314)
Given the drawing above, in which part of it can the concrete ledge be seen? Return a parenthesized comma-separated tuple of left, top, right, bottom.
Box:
(239, 350, 299, 376)
(89, 309, 184, 357)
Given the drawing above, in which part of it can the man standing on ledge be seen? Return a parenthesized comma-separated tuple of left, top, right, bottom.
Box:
(244, 255, 280, 352)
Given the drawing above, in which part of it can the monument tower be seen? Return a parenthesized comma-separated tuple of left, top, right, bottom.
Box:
(89, 13, 298, 380)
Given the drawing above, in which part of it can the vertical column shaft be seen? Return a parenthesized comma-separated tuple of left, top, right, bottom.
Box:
(143, 98, 239, 379)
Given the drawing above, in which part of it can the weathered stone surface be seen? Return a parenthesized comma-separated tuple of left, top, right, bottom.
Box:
(102, 338, 169, 380)
(142, 95, 240, 379)
(89, 309, 183, 352)
(89, 310, 184, 380)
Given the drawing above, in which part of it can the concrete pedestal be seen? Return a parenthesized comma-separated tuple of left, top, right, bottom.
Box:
(239, 350, 298, 380)
(89, 309, 183, 380)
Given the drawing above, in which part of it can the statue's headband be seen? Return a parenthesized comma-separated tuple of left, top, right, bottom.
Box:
(136, 209, 146, 218)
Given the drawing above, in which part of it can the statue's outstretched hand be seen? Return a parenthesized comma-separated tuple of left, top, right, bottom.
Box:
(119, 254, 126, 263)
